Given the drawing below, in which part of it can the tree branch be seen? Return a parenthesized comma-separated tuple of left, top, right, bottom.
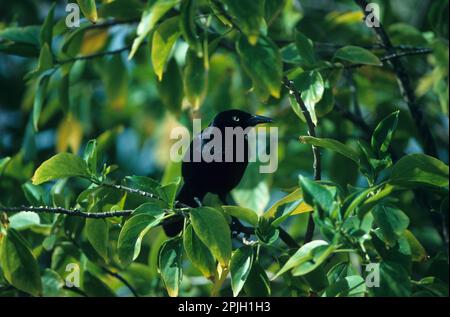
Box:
(0, 206, 132, 218)
(354, 0, 438, 158)
(56, 45, 133, 65)
(282, 77, 321, 244)
(102, 267, 139, 297)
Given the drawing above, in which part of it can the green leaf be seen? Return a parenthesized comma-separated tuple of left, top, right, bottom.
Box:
(315, 88, 335, 117)
(158, 237, 183, 297)
(334, 45, 382, 66)
(32, 72, 51, 131)
(371, 111, 400, 157)
(0, 26, 40, 46)
(243, 262, 271, 296)
(32, 152, 90, 185)
(103, 54, 128, 109)
(77, 0, 98, 23)
(85, 219, 109, 262)
(0, 157, 11, 175)
(190, 207, 232, 267)
(183, 225, 216, 279)
(156, 58, 184, 115)
(39, 2, 55, 47)
(236, 35, 282, 99)
(152, 16, 181, 81)
(255, 217, 279, 244)
(184, 49, 208, 109)
(117, 203, 165, 266)
(0, 228, 42, 296)
(389, 154, 449, 187)
(300, 136, 360, 163)
(273, 240, 333, 279)
(289, 70, 324, 124)
(323, 275, 366, 297)
(8, 212, 41, 230)
(129, 0, 179, 59)
(372, 261, 411, 297)
(299, 175, 336, 212)
(372, 205, 409, 246)
(99, 0, 145, 20)
(222, 206, 258, 226)
(41, 269, 65, 297)
(294, 30, 315, 65)
(230, 246, 254, 297)
(83, 139, 98, 175)
(180, 0, 202, 55)
(222, 0, 265, 44)
(404, 229, 427, 262)
(82, 271, 116, 297)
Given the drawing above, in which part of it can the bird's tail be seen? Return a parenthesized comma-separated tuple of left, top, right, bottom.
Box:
(162, 184, 202, 237)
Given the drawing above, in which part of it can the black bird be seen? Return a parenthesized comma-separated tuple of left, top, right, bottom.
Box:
(163, 109, 273, 237)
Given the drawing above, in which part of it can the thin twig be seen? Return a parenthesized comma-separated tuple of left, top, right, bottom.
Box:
(56, 45, 132, 65)
(282, 77, 321, 244)
(102, 267, 139, 297)
(354, 0, 438, 158)
(0, 206, 132, 218)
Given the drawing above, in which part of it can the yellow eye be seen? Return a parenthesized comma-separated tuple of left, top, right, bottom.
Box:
(232, 116, 240, 122)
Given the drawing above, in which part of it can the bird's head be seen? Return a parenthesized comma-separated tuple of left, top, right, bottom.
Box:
(211, 109, 273, 129)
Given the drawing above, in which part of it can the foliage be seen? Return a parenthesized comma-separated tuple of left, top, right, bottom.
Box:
(0, 0, 448, 297)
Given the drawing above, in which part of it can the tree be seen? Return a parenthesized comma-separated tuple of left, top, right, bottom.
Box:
(0, 0, 448, 297)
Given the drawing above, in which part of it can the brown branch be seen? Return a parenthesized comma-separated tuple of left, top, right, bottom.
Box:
(354, 0, 438, 158)
(282, 77, 321, 244)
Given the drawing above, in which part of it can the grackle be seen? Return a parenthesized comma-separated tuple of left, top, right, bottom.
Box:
(163, 109, 273, 237)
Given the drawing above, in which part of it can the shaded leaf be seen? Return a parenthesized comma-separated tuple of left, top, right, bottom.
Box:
(158, 237, 183, 297)
(334, 45, 382, 66)
(230, 246, 254, 297)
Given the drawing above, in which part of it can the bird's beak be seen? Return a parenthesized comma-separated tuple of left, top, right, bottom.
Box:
(247, 114, 274, 126)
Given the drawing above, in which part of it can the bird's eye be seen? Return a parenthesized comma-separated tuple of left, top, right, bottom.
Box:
(232, 116, 240, 122)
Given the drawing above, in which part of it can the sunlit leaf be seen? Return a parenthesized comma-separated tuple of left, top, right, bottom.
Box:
(190, 207, 232, 267)
(32, 153, 90, 185)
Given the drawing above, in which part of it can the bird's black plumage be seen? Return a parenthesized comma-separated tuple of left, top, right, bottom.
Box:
(163, 109, 273, 237)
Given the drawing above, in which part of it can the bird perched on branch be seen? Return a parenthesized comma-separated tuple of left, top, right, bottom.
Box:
(163, 109, 273, 237)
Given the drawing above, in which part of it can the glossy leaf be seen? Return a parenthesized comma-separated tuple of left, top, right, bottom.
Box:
(183, 225, 216, 279)
(77, 0, 98, 23)
(117, 203, 165, 266)
(0, 228, 42, 296)
(158, 237, 183, 297)
(236, 35, 282, 99)
(222, 205, 258, 226)
(222, 0, 265, 44)
(294, 30, 315, 65)
(190, 207, 232, 267)
(129, 0, 179, 59)
(152, 16, 181, 81)
(32, 153, 90, 185)
(230, 246, 254, 297)
(371, 110, 400, 157)
(334, 45, 382, 66)
(300, 136, 360, 163)
(180, 0, 202, 55)
(389, 154, 449, 187)
(39, 3, 55, 47)
(85, 219, 109, 262)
